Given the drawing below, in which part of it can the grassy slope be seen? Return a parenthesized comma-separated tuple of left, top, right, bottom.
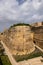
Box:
(0, 55, 12, 65)
(13, 48, 43, 62)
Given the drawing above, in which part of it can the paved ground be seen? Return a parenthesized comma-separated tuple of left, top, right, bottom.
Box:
(18, 56, 43, 65)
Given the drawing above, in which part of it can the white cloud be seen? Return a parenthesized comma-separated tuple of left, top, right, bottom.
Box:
(32, 0, 41, 10)
(0, 0, 43, 23)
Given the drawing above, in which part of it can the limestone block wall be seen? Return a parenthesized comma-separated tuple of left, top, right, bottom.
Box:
(0, 25, 35, 55)
(8, 26, 35, 55)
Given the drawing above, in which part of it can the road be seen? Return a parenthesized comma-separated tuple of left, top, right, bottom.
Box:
(0, 41, 18, 65)
(18, 56, 43, 65)
(34, 44, 43, 52)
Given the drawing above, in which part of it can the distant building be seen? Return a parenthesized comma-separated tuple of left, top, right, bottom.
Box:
(31, 22, 43, 27)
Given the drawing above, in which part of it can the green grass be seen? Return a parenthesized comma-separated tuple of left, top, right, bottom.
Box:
(11, 23, 31, 26)
(0, 55, 12, 65)
(9, 23, 31, 29)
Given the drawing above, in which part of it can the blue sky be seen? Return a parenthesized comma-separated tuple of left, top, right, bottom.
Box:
(0, 0, 43, 32)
